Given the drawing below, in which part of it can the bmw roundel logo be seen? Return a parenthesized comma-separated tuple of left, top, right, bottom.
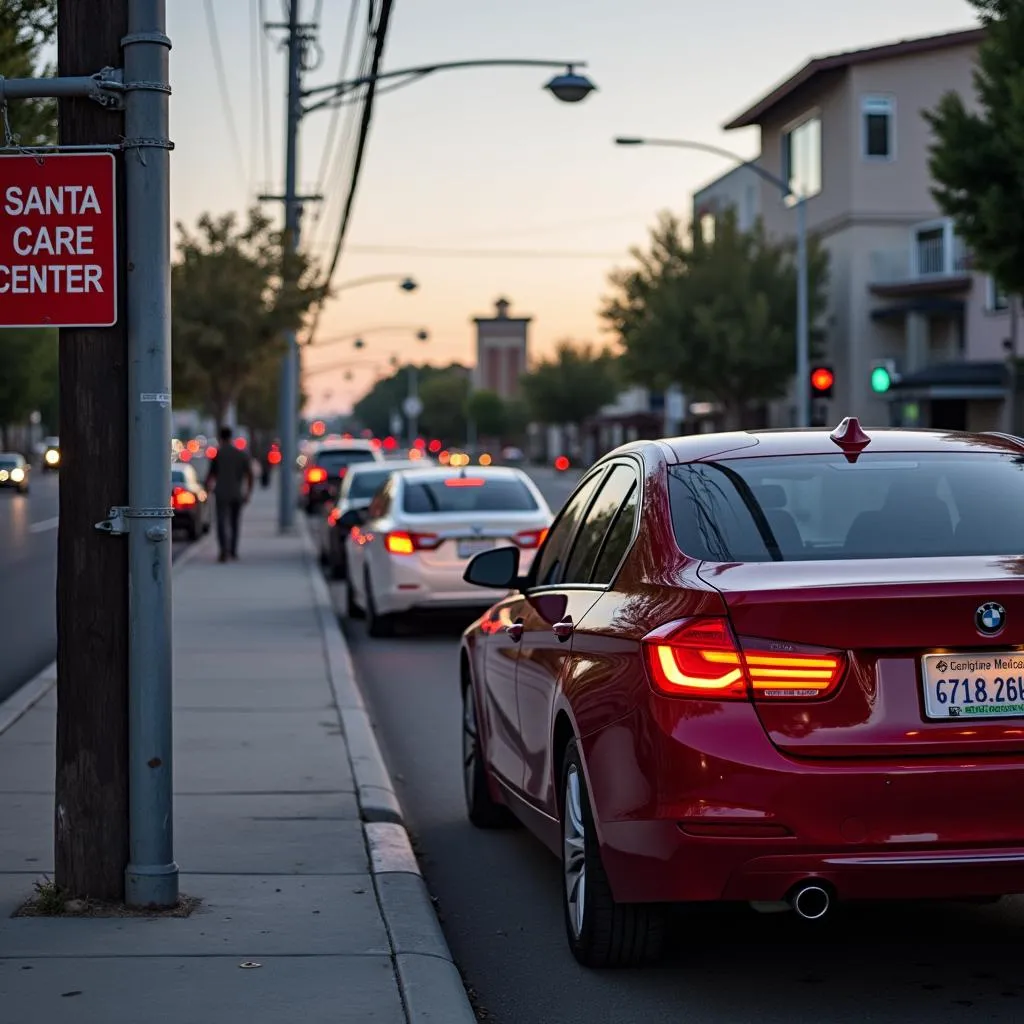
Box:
(976, 602, 1006, 636)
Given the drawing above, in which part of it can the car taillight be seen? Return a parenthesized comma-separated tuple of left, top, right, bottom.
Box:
(385, 530, 440, 555)
(513, 528, 548, 549)
(306, 467, 327, 484)
(643, 617, 845, 701)
(327, 507, 341, 526)
(171, 486, 197, 509)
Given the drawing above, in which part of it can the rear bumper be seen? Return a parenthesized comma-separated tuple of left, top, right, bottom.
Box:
(583, 703, 1024, 905)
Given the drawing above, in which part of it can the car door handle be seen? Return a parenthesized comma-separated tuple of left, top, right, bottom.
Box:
(552, 618, 574, 641)
(505, 622, 524, 642)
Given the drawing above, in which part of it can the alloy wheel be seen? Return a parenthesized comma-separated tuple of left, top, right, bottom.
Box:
(462, 685, 477, 808)
(563, 765, 586, 939)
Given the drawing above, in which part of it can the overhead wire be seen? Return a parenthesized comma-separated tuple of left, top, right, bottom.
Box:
(203, 0, 247, 186)
(305, 0, 395, 344)
(344, 245, 629, 259)
(248, 0, 261, 184)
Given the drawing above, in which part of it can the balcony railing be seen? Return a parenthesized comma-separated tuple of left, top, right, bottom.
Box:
(869, 217, 970, 285)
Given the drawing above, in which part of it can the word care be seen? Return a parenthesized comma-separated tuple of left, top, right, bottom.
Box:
(0, 153, 118, 329)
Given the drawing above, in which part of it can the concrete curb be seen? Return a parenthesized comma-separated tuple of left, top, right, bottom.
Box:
(0, 529, 214, 738)
(297, 517, 477, 1024)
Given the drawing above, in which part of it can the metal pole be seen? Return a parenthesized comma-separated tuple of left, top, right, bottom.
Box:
(795, 195, 810, 428)
(407, 364, 419, 444)
(277, 0, 301, 531)
(123, 0, 178, 907)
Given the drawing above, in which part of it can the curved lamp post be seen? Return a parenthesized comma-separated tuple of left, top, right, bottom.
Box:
(614, 135, 810, 428)
(335, 273, 418, 294)
(307, 325, 430, 351)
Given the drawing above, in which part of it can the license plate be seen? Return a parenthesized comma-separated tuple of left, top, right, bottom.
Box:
(921, 651, 1024, 719)
(457, 538, 494, 559)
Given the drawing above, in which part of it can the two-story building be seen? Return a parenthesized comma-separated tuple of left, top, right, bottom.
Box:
(696, 27, 1014, 432)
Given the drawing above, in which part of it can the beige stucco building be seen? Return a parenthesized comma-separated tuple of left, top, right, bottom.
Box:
(695, 27, 1015, 432)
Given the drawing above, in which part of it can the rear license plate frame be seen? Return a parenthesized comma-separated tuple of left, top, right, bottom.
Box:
(920, 651, 1024, 720)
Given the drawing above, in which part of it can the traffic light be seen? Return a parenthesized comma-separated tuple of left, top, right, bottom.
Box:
(870, 359, 897, 394)
(810, 365, 834, 399)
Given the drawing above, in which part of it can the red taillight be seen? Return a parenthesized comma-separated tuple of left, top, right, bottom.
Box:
(643, 618, 845, 702)
(513, 528, 548, 549)
(444, 477, 485, 487)
(268, 450, 282, 465)
(171, 486, 197, 509)
(327, 507, 341, 526)
(306, 466, 327, 484)
(205, 445, 217, 459)
(385, 530, 440, 555)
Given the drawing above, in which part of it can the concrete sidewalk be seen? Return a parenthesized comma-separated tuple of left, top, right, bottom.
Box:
(0, 486, 475, 1023)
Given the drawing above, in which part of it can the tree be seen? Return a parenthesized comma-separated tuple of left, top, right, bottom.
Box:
(465, 389, 507, 439)
(0, 1, 59, 446)
(926, 2, 1024, 293)
(520, 340, 620, 428)
(419, 368, 470, 443)
(171, 207, 322, 425)
(602, 209, 829, 428)
(351, 362, 469, 439)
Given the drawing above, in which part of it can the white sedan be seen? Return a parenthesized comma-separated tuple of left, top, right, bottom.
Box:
(345, 465, 552, 636)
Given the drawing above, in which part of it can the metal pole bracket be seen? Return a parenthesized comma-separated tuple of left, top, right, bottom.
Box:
(90, 67, 126, 109)
(95, 505, 174, 536)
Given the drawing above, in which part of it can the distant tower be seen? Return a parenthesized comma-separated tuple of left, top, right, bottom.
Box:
(471, 297, 531, 400)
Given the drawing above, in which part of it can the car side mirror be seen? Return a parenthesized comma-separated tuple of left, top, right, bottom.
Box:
(339, 508, 365, 529)
(464, 546, 520, 589)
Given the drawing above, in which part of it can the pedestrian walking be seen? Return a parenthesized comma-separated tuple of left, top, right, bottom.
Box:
(204, 426, 255, 562)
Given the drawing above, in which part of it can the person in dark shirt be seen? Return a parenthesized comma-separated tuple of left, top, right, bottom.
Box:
(205, 426, 255, 562)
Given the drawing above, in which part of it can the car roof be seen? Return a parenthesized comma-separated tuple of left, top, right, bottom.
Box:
(0, 452, 22, 459)
(314, 438, 376, 451)
(600, 425, 1024, 467)
(394, 465, 530, 483)
(346, 460, 419, 473)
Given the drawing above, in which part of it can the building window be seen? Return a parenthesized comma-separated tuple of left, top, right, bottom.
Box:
(698, 212, 716, 243)
(862, 95, 895, 159)
(781, 115, 821, 199)
(988, 276, 1010, 312)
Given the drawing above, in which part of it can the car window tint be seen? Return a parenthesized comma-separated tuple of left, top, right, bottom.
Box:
(591, 480, 639, 584)
(348, 469, 394, 500)
(669, 451, 1024, 561)
(367, 478, 393, 518)
(562, 465, 637, 584)
(531, 471, 606, 587)
(400, 477, 538, 514)
(316, 449, 377, 471)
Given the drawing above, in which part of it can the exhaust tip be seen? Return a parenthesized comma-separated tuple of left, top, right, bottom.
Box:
(790, 883, 831, 921)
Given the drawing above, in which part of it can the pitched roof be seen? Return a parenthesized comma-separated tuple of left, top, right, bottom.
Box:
(723, 27, 984, 130)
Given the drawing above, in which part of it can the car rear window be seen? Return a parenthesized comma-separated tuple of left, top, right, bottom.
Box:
(669, 452, 1024, 562)
(401, 476, 538, 514)
(348, 469, 394, 499)
(315, 449, 377, 471)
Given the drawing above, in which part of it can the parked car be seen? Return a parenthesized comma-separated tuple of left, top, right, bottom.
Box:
(458, 419, 1024, 967)
(319, 459, 423, 580)
(0, 453, 30, 494)
(345, 465, 552, 636)
(302, 439, 384, 514)
(171, 463, 211, 540)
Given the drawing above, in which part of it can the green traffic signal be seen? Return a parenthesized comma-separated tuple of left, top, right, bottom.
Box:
(870, 365, 892, 393)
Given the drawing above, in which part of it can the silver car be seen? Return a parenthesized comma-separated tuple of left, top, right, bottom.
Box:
(345, 465, 552, 636)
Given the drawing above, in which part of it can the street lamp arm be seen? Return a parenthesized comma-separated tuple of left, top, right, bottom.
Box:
(302, 58, 588, 114)
(335, 273, 414, 292)
(614, 136, 791, 196)
(307, 325, 427, 349)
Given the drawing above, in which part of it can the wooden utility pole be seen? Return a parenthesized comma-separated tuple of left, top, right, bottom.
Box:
(55, 0, 130, 901)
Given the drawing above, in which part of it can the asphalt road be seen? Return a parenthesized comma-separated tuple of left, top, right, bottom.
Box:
(0, 471, 196, 706)
(336, 467, 1024, 1023)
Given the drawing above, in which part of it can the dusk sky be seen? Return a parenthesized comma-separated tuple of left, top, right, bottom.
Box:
(167, 0, 977, 414)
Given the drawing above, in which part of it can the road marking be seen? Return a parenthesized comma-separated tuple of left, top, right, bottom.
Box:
(29, 516, 59, 534)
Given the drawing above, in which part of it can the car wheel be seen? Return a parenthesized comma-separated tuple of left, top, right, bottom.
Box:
(186, 517, 199, 541)
(345, 574, 364, 619)
(364, 571, 395, 638)
(330, 553, 346, 581)
(462, 678, 517, 828)
(561, 738, 666, 968)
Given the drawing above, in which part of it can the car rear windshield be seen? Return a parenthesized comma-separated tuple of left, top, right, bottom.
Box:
(348, 469, 394, 499)
(401, 476, 538, 514)
(669, 452, 1024, 562)
(315, 449, 377, 471)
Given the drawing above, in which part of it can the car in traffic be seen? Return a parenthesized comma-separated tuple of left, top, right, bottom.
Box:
(0, 453, 30, 494)
(41, 436, 60, 472)
(345, 465, 552, 636)
(458, 419, 1024, 967)
(318, 459, 425, 579)
(171, 463, 211, 540)
(302, 439, 384, 514)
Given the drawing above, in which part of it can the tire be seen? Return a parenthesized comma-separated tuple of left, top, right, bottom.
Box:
(330, 552, 347, 581)
(560, 738, 666, 967)
(462, 679, 517, 829)
(345, 574, 364, 619)
(364, 571, 395, 638)
(186, 516, 199, 541)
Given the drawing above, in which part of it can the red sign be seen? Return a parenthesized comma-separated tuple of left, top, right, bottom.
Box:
(0, 153, 117, 328)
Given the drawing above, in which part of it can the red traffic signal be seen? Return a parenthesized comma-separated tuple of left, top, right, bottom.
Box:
(810, 366, 834, 397)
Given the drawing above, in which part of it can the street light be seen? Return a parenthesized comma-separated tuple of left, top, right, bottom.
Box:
(334, 273, 418, 294)
(307, 325, 430, 350)
(614, 135, 811, 428)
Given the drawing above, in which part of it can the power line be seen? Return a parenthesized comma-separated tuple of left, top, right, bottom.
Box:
(306, 0, 395, 344)
(203, 0, 246, 184)
(342, 244, 628, 259)
(257, 0, 273, 188)
(248, 0, 261, 183)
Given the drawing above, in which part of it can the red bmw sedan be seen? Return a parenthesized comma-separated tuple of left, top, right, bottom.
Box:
(459, 420, 1024, 967)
